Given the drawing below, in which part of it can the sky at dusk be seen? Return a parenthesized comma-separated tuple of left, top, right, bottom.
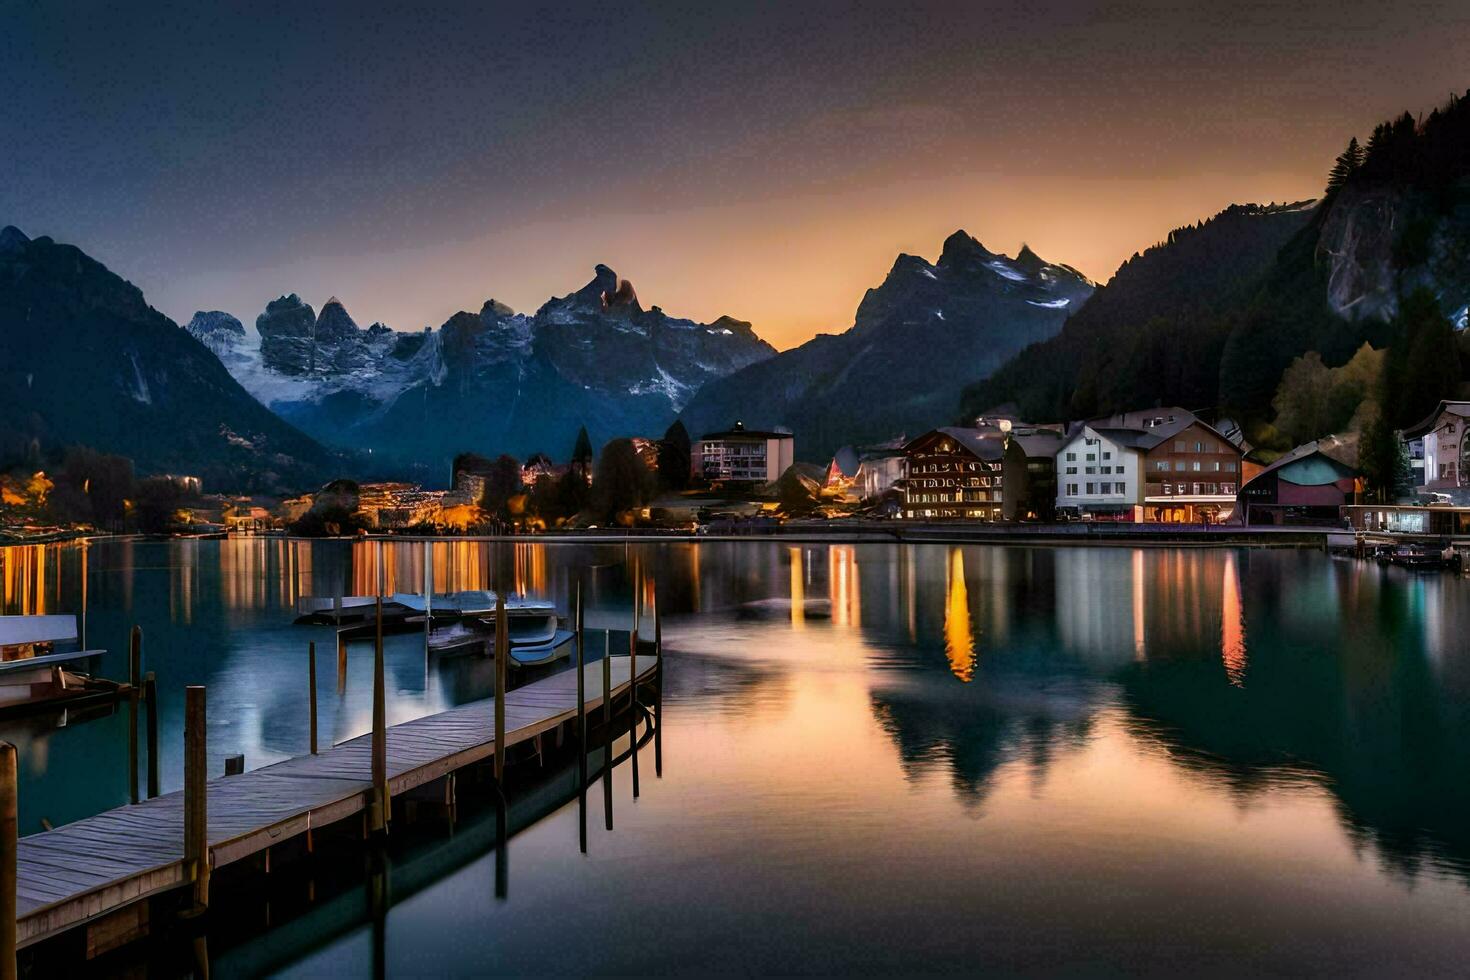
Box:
(4, 1, 1470, 350)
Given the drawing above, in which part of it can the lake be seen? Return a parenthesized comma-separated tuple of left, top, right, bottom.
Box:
(3, 537, 1470, 975)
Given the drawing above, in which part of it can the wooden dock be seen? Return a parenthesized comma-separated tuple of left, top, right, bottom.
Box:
(12, 653, 658, 950)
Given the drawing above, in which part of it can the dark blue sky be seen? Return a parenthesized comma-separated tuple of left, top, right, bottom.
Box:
(4, 1, 1468, 347)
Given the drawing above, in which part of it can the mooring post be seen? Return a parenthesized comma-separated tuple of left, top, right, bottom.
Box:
(144, 671, 160, 798)
(308, 641, 318, 755)
(494, 594, 507, 783)
(602, 630, 613, 830)
(371, 597, 388, 834)
(654, 585, 663, 778)
(184, 685, 209, 911)
(629, 624, 640, 800)
(575, 583, 587, 853)
(224, 754, 244, 776)
(337, 630, 348, 694)
(1, 740, 17, 980)
(128, 625, 142, 804)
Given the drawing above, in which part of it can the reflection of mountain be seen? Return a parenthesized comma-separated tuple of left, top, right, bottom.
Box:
(870, 676, 1096, 806)
(1117, 559, 1470, 887)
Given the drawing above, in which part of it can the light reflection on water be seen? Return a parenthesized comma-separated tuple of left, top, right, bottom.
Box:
(4, 538, 1470, 973)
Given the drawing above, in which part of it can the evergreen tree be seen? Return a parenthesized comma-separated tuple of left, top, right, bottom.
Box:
(593, 438, 652, 523)
(657, 420, 692, 492)
(569, 426, 594, 484)
(1385, 288, 1460, 429)
(1326, 137, 1363, 191)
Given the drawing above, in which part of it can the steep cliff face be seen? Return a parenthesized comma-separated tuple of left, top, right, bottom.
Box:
(203, 266, 774, 472)
(680, 231, 1094, 459)
(1318, 182, 1470, 327)
(0, 227, 328, 490)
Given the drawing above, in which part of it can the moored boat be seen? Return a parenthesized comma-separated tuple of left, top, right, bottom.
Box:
(0, 615, 124, 717)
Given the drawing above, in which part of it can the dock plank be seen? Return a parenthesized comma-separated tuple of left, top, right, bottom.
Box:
(14, 655, 656, 949)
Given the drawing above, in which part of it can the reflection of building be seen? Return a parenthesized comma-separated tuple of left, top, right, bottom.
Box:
(696, 421, 795, 484)
(1237, 434, 1360, 525)
(1403, 400, 1470, 500)
(900, 427, 1004, 520)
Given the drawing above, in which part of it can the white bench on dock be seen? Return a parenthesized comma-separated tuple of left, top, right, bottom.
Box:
(13, 654, 658, 949)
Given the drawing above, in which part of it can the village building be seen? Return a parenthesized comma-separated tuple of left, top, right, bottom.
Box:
(1002, 429, 1064, 521)
(357, 482, 444, 529)
(1053, 424, 1148, 521)
(1055, 409, 1248, 522)
(520, 452, 564, 487)
(823, 445, 861, 498)
(900, 427, 1005, 520)
(695, 421, 795, 485)
(1236, 434, 1360, 525)
(1402, 400, 1470, 501)
(854, 442, 907, 503)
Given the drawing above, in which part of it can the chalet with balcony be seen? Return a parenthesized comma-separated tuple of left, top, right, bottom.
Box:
(900, 427, 1005, 520)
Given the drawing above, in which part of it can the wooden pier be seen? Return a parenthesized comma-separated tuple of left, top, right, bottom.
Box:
(10, 652, 659, 951)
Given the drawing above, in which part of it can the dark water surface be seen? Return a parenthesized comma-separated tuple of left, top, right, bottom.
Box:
(4, 538, 1470, 976)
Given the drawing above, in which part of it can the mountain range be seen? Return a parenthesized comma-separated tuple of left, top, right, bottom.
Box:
(678, 232, 1094, 459)
(187, 265, 774, 476)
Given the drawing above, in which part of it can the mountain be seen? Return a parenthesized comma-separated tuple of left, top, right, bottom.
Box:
(967, 91, 1470, 440)
(191, 264, 775, 475)
(961, 202, 1318, 422)
(679, 231, 1094, 459)
(0, 228, 329, 491)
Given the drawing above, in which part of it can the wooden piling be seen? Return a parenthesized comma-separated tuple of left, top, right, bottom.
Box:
(2, 740, 17, 980)
(575, 584, 586, 853)
(337, 631, 347, 694)
(184, 685, 209, 911)
(629, 626, 640, 800)
(371, 597, 388, 833)
(308, 641, 318, 755)
(494, 595, 508, 783)
(144, 671, 159, 798)
(128, 626, 142, 805)
(654, 588, 663, 778)
(602, 631, 613, 831)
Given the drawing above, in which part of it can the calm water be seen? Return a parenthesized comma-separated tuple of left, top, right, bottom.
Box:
(4, 538, 1470, 976)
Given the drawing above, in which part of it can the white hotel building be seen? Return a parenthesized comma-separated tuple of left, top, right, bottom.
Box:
(1054, 425, 1146, 520)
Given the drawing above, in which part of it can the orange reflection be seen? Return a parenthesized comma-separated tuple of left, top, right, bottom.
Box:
(1221, 551, 1246, 687)
(1, 545, 49, 615)
(1132, 549, 1146, 661)
(829, 546, 861, 628)
(789, 547, 805, 630)
(944, 547, 975, 682)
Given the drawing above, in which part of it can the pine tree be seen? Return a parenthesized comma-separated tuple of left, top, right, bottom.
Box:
(1326, 137, 1363, 191)
(569, 426, 593, 483)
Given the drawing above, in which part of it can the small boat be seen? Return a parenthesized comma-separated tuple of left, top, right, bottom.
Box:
(0, 615, 124, 717)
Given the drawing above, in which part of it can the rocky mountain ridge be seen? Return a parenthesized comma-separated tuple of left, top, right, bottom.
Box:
(188, 264, 775, 472)
(679, 230, 1095, 459)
